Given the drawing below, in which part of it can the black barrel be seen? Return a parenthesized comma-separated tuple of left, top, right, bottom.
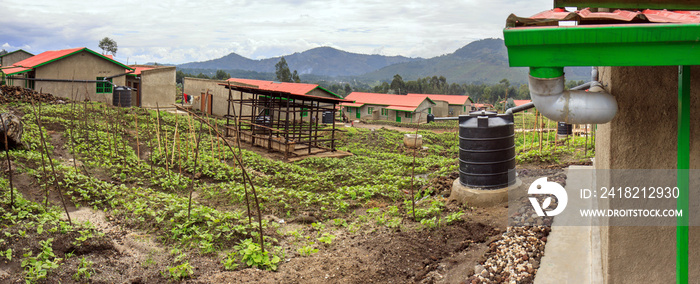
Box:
(427, 113, 435, 123)
(458, 111, 515, 189)
(112, 86, 131, 107)
(557, 122, 572, 135)
(322, 111, 334, 124)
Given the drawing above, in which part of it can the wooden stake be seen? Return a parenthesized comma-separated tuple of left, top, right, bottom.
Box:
(30, 99, 72, 225)
(0, 114, 15, 209)
(134, 113, 141, 164)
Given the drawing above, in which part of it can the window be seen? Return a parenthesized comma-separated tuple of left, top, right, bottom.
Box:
(381, 108, 388, 116)
(405, 112, 412, 118)
(463, 105, 466, 112)
(25, 74, 34, 90)
(96, 77, 113, 93)
(368, 107, 374, 114)
(428, 108, 432, 114)
(301, 108, 308, 117)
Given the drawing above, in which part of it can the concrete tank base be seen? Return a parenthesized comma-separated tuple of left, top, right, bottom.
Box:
(448, 178, 522, 207)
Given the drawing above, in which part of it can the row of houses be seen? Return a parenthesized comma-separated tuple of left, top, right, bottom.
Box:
(0, 48, 175, 107)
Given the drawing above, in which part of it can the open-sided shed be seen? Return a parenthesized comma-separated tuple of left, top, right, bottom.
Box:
(221, 83, 352, 160)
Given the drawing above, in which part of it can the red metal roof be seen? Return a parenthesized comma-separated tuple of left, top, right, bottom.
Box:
(386, 105, 419, 112)
(1, 66, 31, 75)
(345, 92, 434, 109)
(340, 102, 365, 107)
(12, 47, 84, 68)
(508, 8, 700, 27)
(406, 93, 472, 105)
(513, 99, 531, 107)
(4, 47, 131, 76)
(128, 66, 155, 75)
(227, 78, 318, 95)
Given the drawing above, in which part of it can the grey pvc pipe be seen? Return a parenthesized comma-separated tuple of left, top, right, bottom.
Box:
(528, 75, 617, 124)
(505, 102, 535, 115)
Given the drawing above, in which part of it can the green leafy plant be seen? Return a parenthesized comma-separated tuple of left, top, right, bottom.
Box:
(297, 244, 319, 257)
(72, 257, 94, 281)
(317, 233, 336, 245)
(21, 238, 61, 283)
(234, 239, 281, 271)
(167, 261, 194, 281)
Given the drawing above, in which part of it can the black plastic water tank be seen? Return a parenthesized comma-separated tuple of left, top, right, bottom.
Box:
(458, 111, 515, 189)
(557, 122, 572, 135)
(112, 86, 131, 107)
(322, 111, 334, 124)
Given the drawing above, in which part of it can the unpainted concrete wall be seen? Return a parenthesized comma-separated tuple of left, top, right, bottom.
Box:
(1, 50, 33, 66)
(184, 77, 247, 117)
(430, 101, 449, 117)
(140, 66, 175, 108)
(595, 65, 700, 284)
(32, 50, 126, 103)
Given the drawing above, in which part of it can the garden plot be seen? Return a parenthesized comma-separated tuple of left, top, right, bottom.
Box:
(0, 100, 593, 283)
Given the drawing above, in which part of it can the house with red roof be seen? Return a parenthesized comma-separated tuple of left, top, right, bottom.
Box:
(342, 92, 435, 123)
(406, 93, 473, 117)
(0, 47, 133, 104)
(125, 65, 176, 107)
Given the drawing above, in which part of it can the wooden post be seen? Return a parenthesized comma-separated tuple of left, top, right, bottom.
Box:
(134, 113, 140, 164)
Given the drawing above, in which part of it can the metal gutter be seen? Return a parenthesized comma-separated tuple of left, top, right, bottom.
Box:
(677, 66, 690, 284)
(504, 19, 699, 284)
(504, 23, 700, 67)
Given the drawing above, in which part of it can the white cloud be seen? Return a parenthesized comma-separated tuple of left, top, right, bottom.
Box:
(0, 0, 552, 63)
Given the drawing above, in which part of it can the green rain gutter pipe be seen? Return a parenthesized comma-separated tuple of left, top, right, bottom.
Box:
(527, 67, 618, 124)
(677, 65, 690, 284)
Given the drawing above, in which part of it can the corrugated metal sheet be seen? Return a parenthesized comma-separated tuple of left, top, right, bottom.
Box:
(406, 93, 472, 105)
(227, 78, 319, 96)
(345, 92, 432, 109)
(507, 8, 700, 27)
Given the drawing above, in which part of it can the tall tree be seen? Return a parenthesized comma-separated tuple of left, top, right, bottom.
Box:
(215, 70, 231, 80)
(292, 70, 301, 83)
(98, 37, 118, 56)
(390, 74, 406, 95)
(0, 49, 7, 56)
(275, 57, 292, 82)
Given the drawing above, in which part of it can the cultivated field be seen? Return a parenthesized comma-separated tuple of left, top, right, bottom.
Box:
(0, 97, 593, 283)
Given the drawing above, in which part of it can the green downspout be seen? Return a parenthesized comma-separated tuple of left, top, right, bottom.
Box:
(677, 65, 690, 284)
(529, 67, 564, 79)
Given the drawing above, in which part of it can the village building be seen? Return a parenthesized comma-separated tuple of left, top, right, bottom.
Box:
(0, 49, 33, 68)
(406, 93, 473, 117)
(342, 92, 435, 123)
(0, 48, 174, 107)
(0, 47, 132, 103)
(125, 65, 176, 108)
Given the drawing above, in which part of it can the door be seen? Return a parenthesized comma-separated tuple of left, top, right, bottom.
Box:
(356, 107, 360, 119)
(396, 111, 401, 122)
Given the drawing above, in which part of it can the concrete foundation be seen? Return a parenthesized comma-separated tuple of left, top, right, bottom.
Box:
(449, 178, 522, 207)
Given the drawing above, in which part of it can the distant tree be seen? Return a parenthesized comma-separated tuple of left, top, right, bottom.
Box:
(98, 37, 118, 56)
(275, 57, 293, 82)
(0, 49, 7, 56)
(390, 74, 406, 95)
(344, 84, 352, 95)
(215, 70, 231, 80)
(517, 84, 530, 99)
(565, 80, 585, 89)
(292, 70, 301, 83)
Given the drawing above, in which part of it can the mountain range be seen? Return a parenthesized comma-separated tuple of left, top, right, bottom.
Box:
(177, 39, 590, 84)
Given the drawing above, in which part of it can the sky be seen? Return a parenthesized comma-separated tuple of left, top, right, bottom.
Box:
(0, 0, 552, 65)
